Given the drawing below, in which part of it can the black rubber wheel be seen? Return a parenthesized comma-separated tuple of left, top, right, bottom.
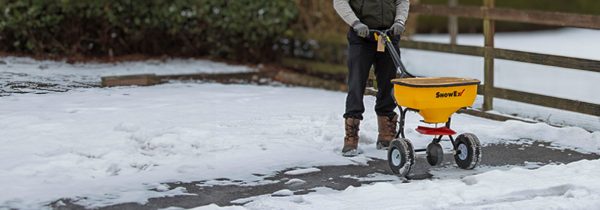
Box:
(404, 137, 415, 166)
(387, 138, 415, 177)
(453, 133, 482, 170)
(426, 142, 444, 166)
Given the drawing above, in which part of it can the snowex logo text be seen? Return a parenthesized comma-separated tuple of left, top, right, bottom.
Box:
(436, 89, 466, 98)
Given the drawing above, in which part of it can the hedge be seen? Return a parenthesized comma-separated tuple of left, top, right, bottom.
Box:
(0, 0, 298, 62)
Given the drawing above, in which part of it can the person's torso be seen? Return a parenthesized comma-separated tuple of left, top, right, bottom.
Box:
(350, 0, 396, 29)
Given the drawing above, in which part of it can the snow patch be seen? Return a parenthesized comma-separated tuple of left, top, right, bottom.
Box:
(284, 168, 321, 176)
(271, 189, 294, 197)
(341, 173, 401, 182)
(185, 204, 246, 210)
(284, 178, 307, 185)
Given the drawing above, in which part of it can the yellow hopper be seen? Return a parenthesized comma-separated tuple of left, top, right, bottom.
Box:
(392, 77, 480, 124)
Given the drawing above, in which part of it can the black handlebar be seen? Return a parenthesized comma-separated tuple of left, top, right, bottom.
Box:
(369, 29, 392, 35)
(368, 29, 415, 78)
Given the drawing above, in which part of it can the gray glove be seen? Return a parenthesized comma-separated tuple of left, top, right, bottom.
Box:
(390, 22, 405, 36)
(352, 21, 369, 38)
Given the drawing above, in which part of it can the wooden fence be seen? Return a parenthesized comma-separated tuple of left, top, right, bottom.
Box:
(409, 0, 600, 116)
(283, 0, 600, 116)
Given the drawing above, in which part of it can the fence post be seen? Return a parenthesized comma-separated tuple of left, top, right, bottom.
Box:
(448, 0, 458, 45)
(482, 0, 495, 111)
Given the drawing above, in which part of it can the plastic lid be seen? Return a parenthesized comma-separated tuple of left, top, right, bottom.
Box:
(392, 77, 480, 87)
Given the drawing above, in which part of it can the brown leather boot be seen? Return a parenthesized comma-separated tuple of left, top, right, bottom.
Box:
(377, 114, 398, 149)
(342, 118, 361, 157)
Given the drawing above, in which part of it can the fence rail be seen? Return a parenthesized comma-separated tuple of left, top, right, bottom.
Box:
(400, 40, 600, 73)
(410, 4, 600, 29)
(493, 88, 600, 116)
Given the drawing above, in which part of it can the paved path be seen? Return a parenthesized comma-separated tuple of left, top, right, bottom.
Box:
(54, 141, 599, 210)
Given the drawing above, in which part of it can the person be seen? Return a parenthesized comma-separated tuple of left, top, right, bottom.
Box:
(333, 0, 410, 157)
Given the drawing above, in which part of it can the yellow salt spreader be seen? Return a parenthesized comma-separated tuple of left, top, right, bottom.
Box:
(371, 30, 482, 177)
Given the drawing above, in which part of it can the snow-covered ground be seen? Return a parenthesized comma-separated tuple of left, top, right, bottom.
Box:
(0, 58, 254, 96)
(0, 28, 599, 209)
(404, 28, 600, 131)
(0, 82, 599, 209)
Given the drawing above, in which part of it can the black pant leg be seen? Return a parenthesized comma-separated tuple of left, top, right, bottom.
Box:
(344, 29, 376, 120)
(373, 40, 399, 117)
